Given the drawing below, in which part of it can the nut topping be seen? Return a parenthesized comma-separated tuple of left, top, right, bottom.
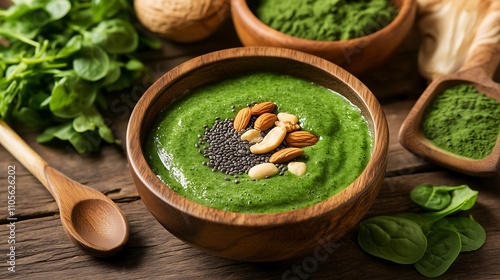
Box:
(250, 126, 287, 154)
(248, 163, 279, 179)
(233, 107, 251, 131)
(251, 101, 275, 115)
(275, 120, 300, 132)
(241, 129, 262, 144)
(269, 147, 304, 163)
(202, 100, 320, 182)
(285, 131, 319, 147)
(288, 162, 307, 176)
(255, 113, 277, 131)
(277, 112, 298, 124)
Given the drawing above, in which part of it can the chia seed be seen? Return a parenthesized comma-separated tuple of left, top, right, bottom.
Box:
(200, 118, 287, 177)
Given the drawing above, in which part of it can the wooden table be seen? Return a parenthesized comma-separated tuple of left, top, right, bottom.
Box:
(1, 19, 499, 279)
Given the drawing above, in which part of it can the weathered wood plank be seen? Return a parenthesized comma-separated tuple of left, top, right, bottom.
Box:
(1, 171, 498, 279)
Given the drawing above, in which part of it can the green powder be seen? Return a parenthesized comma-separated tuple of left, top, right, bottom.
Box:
(255, 0, 398, 41)
(421, 84, 500, 159)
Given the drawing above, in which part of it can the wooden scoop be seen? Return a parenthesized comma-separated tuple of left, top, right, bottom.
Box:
(399, 43, 500, 176)
(0, 120, 129, 257)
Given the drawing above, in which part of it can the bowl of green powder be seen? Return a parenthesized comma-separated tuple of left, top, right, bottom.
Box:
(231, 0, 416, 75)
(399, 43, 500, 177)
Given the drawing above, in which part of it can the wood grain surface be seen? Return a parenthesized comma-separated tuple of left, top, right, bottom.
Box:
(1, 15, 499, 279)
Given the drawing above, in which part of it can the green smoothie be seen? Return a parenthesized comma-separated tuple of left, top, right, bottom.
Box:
(144, 72, 373, 213)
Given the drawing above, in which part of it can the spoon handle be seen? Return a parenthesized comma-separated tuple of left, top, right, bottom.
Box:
(458, 43, 500, 78)
(0, 120, 51, 192)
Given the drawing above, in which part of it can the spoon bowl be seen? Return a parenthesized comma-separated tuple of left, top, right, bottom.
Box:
(69, 199, 129, 255)
(0, 120, 129, 257)
(399, 43, 500, 176)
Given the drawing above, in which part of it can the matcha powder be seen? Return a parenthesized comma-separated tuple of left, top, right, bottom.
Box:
(421, 84, 500, 159)
(255, 0, 398, 41)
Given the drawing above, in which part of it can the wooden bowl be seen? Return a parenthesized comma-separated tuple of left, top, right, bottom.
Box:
(399, 44, 500, 176)
(126, 47, 389, 262)
(230, 0, 417, 76)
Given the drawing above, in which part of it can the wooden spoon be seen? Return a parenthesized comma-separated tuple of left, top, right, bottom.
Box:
(399, 43, 500, 176)
(0, 120, 129, 257)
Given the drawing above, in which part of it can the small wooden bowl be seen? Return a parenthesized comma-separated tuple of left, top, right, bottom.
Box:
(230, 0, 416, 76)
(127, 47, 389, 262)
(399, 44, 500, 176)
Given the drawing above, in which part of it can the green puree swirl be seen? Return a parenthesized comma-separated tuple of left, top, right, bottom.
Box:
(144, 73, 373, 213)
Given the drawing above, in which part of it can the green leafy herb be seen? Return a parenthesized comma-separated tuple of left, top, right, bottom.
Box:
(410, 184, 467, 211)
(86, 19, 138, 54)
(431, 216, 486, 252)
(358, 184, 486, 278)
(49, 75, 97, 118)
(397, 185, 478, 232)
(358, 216, 427, 264)
(0, 0, 160, 153)
(73, 41, 110, 81)
(414, 228, 462, 278)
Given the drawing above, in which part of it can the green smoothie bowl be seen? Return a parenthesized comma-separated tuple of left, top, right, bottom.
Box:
(126, 47, 389, 262)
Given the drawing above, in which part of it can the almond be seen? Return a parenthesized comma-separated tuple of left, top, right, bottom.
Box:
(233, 107, 251, 131)
(269, 147, 304, 163)
(251, 102, 275, 115)
(285, 131, 319, 147)
(255, 113, 277, 131)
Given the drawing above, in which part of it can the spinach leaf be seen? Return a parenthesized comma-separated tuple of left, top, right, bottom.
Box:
(0, 81, 20, 119)
(359, 184, 485, 278)
(13, 107, 51, 127)
(73, 41, 109, 81)
(414, 229, 462, 278)
(104, 64, 142, 91)
(87, 19, 138, 54)
(435, 186, 478, 215)
(49, 76, 97, 118)
(431, 216, 486, 252)
(397, 185, 479, 233)
(37, 122, 99, 154)
(410, 184, 466, 211)
(73, 105, 117, 144)
(358, 216, 427, 264)
(125, 59, 145, 71)
(68, 5, 93, 29)
(57, 34, 82, 58)
(13, 91, 52, 127)
(101, 59, 122, 86)
(90, 0, 121, 22)
(44, 0, 71, 21)
(0, 3, 32, 19)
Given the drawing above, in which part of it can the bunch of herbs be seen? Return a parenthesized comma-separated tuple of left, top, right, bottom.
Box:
(0, 0, 160, 153)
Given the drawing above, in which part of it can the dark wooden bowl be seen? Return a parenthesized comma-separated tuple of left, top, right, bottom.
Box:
(231, 0, 416, 76)
(126, 47, 389, 262)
